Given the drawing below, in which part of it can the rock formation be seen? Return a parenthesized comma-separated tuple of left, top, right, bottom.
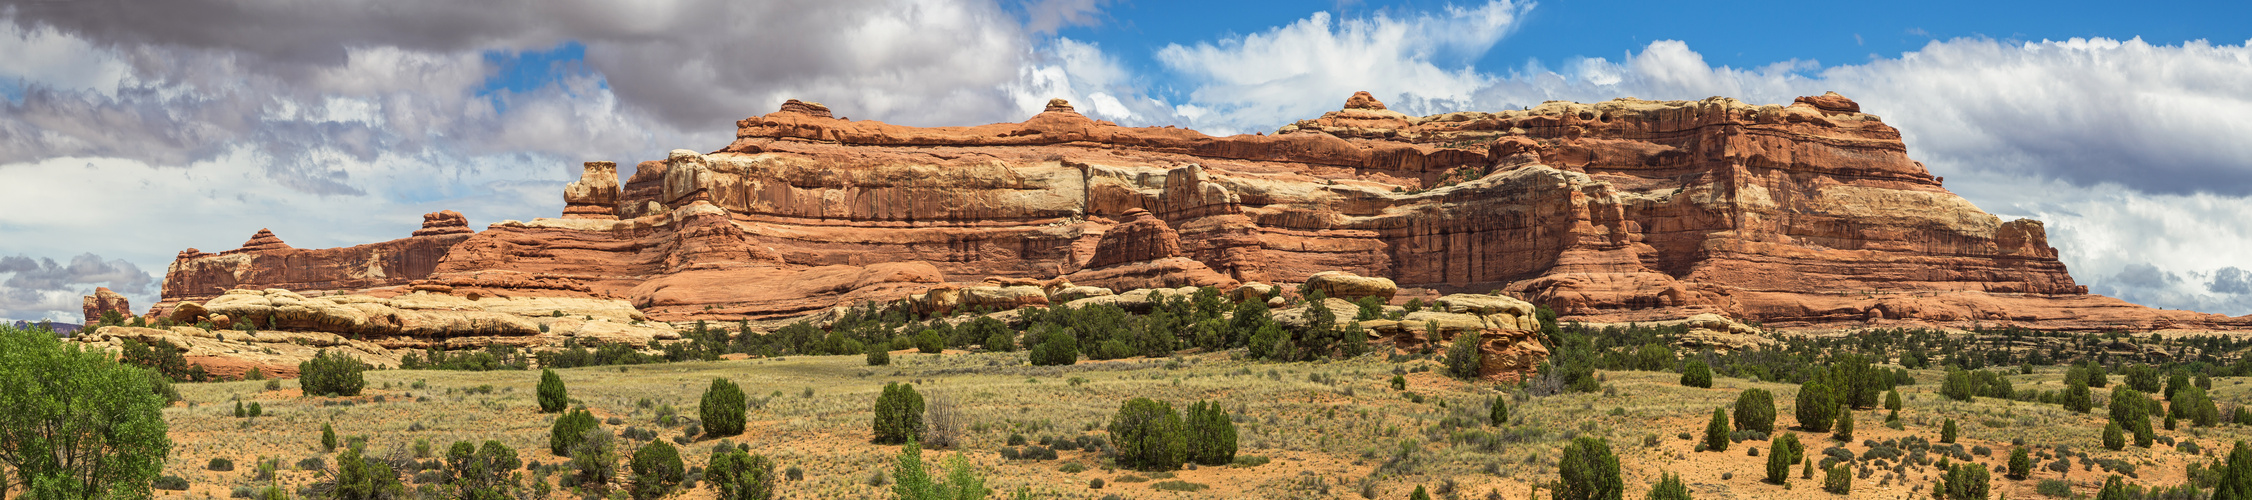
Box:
(143, 92, 2248, 335)
(82, 287, 131, 324)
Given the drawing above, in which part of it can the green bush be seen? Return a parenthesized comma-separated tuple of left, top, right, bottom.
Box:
(298, 349, 367, 397)
(1680, 360, 1713, 388)
(446, 440, 522, 499)
(1109, 398, 1186, 471)
(2096, 475, 2127, 500)
(2063, 378, 2093, 413)
(1884, 389, 1903, 412)
(1702, 407, 1730, 452)
(2008, 447, 2032, 480)
(1734, 388, 1776, 434)
(537, 369, 568, 413)
(1444, 335, 1482, 380)
(248, 402, 262, 417)
(567, 427, 620, 486)
(333, 442, 403, 499)
(2102, 421, 2125, 450)
(707, 447, 777, 500)
(890, 439, 990, 500)
(1822, 463, 1851, 494)
(322, 423, 339, 452)
(2174, 385, 2220, 427)
(1795, 379, 1836, 432)
(703, 378, 748, 437)
(629, 439, 685, 499)
(1554, 436, 1621, 500)
(866, 343, 892, 366)
(1940, 369, 1974, 401)
(550, 409, 599, 455)
(1645, 472, 1690, 500)
(2036, 478, 2073, 498)
(1936, 463, 1991, 500)
(2208, 442, 2252, 500)
(1941, 418, 1958, 443)
(872, 382, 927, 445)
(1411, 485, 1432, 500)
(1028, 327, 1078, 366)
(1490, 396, 1509, 426)
(915, 329, 945, 354)
(1765, 433, 1802, 485)
(1182, 401, 1237, 466)
(1832, 409, 1854, 442)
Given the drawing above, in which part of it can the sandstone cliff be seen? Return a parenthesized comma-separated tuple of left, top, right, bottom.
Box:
(145, 93, 2248, 334)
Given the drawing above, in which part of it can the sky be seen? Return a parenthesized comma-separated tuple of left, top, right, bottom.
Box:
(1, 0, 2248, 322)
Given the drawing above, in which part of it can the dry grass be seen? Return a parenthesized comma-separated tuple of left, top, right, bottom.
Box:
(150, 352, 2252, 499)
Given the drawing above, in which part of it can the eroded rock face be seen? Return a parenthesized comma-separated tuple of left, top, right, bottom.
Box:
(82, 287, 131, 324)
(148, 92, 2249, 333)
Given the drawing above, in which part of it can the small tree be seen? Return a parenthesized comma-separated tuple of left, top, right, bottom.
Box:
(1735, 388, 1776, 434)
(1832, 409, 1854, 442)
(298, 349, 367, 397)
(0, 324, 173, 498)
(332, 441, 403, 499)
(2063, 378, 2094, 413)
(1795, 380, 1836, 432)
(872, 382, 927, 445)
(703, 378, 748, 437)
(549, 409, 599, 455)
(1822, 463, 1851, 494)
(1028, 328, 1078, 366)
(629, 439, 685, 499)
(1765, 433, 1803, 485)
(1936, 463, 1991, 500)
(706, 447, 776, 500)
(1445, 335, 1483, 380)
(2097, 475, 2127, 500)
(322, 423, 339, 452)
(1680, 360, 1713, 388)
(1884, 389, 1903, 412)
(1940, 418, 1958, 443)
(1182, 401, 1237, 466)
(1941, 369, 1974, 401)
(914, 330, 945, 354)
(2101, 421, 2126, 451)
(1702, 407, 1731, 452)
(1645, 472, 1690, 500)
(446, 440, 521, 499)
(1554, 437, 1622, 500)
(1411, 485, 1433, 500)
(2007, 447, 2032, 480)
(1108, 398, 1185, 471)
(866, 343, 891, 366)
(1490, 396, 1510, 426)
(537, 369, 568, 413)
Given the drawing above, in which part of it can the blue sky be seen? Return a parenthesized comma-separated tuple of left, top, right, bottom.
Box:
(2, 0, 2250, 321)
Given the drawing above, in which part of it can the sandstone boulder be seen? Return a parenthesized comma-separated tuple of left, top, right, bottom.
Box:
(1050, 286, 1114, 303)
(1305, 271, 1397, 301)
(82, 287, 132, 324)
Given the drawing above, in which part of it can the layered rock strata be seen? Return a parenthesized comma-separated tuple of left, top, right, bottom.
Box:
(146, 92, 2248, 334)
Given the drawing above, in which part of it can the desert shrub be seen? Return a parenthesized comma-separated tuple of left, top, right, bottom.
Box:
(1444, 336, 1482, 380)
(323, 423, 339, 452)
(568, 427, 622, 486)
(1833, 409, 1854, 442)
(2123, 364, 2159, 392)
(1765, 433, 1803, 485)
(1941, 418, 1958, 443)
(2008, 447, 2032, 480)
(914, 329, 945, 354)
(2097, 475, 2127, 500)
(629, 440, 685, 499)
(334, 442, 404, 499)
(1182, 401, 1238, 466)
(706, 447, 776, 500)
(1822, 463, 1851, 494)
(1936, 463, 1991, 500)
(299, 349, 368, 397)
(1940, 369, 1975, 401)
(1884, 389, 1902, 412)
(2063, 379, 2093, 413)
(702, 378, 748, 437)
(536, 369, 568, 413)
(446, 440, 522, 499)
(1646, 472, 1690, 500)
(872, 382, 927, 445)
(2175, 385, 2221, 427)
(153, 475, 188, 490)
(1735, 388, 1776, 434)
(922, 392, 964, 449)
(1410, 485, 1432, 500)
(1028, 327, 1078, 366)
(1554, 437, 1621, 500)
(235, 400, 246, 418)
(207, 457, 235, 471)
(550, 409, 600, 455)
(1110, 398, 1186, 471)
(1796, 379, 1837, 432)
(866, 343, 891, 366)
(1490, 396, 1509, 426)
(1703, 407, 1731, 452)
(1680, 360, 1713, 388)
(249, 402, 262, 417)
(891, 440, 991, 500)
(2036, 478, 2073, 497)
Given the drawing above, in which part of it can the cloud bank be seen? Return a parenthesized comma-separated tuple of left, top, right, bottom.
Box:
(0, 0, 2246, 320)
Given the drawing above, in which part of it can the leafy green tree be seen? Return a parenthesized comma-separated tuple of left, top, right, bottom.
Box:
(915, 330, 946, 354)
(2101, 421, 2125, 451)
(1444, 335, 1483, 380)
(2208, 441, 2252, 500)
(873, 382, 928, 445)
(567, 427, 620, 487)
(549, 409, 599, 455)
(1490, 397, 1510, 426)
(2173, 385, 2221, 427)
(1884, 389, 1903, 412)
(332, 441, 403, 500)
(1833, 409, 1854, 442)
(1028, 326, 1078, 366)
(1645, 472, 1690, 500)
(1828, 353, 1885, 409)
(2063, 378, 2093, 413)
(1941, 418, 1958, 443)
(446, 440, 521, 500)
(2007, 447, 2031, 480)
(298, 349, 367, 397)
(1764, 433, 1802, 485)
(2096, 475, 2127, 500)
(629, 439, 685, 499)
(1941, 369, 1975, 401)
(1680, 360, 1713, 388)
(1554, 437, 1622, 500)
(1182, 401, 1237, 466)
(537, 369, 568, 413)
(1936, 463, 1991, 500)
(1702, 407, 1730, 452)
(1795, 380, 1836, 432)
(867, 343, 892, 366)
(0, 324, 172, 499)
(2123, 364, 2159, 392)
(1734, 389, 1776, 434)
(703, 378, 749, 437)
(705, 447, 776, 500)
(1108, 398, 1185, 471)
(2166, 370, 2192, 401)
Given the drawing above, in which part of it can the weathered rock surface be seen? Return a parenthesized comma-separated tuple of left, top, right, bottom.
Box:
(1305, 271, 1397, 301)
(146, 92, 2248, 335)
(82, 286, 131, 324)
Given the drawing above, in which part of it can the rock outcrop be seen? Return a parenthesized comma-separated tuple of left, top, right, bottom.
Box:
(144, 92, 2249, 334)
(82, 287, 131, 324)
